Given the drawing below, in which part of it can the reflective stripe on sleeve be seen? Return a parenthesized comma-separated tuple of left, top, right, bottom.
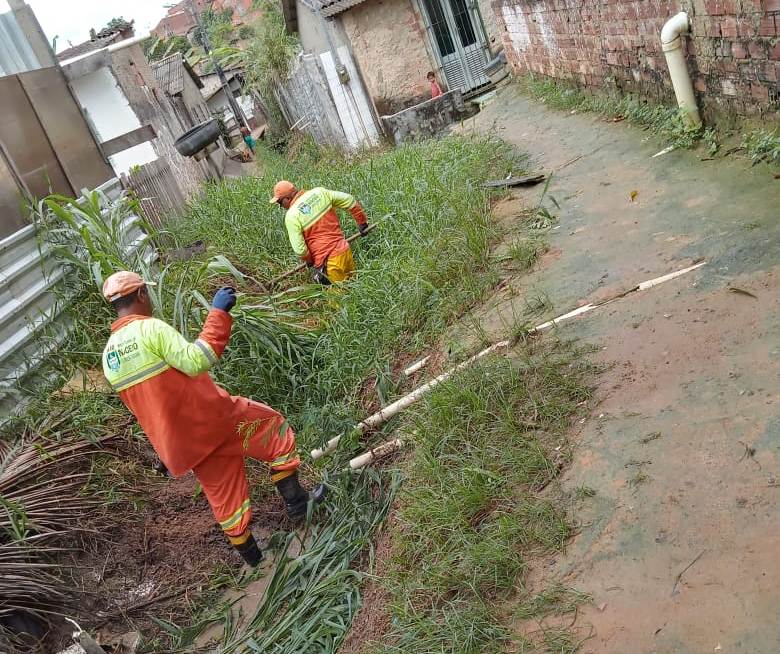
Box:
(195, 339, 218, 366)
(111, 361, 171, 392)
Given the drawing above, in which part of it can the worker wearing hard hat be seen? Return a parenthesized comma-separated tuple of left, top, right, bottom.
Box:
(270, 180, 369, 284)
(100, 271, 325, 567)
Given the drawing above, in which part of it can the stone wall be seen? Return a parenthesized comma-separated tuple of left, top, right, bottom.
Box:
(381, 89, 469, 144)
(340, 0, 436, 115)
(492, 0, 780, 119)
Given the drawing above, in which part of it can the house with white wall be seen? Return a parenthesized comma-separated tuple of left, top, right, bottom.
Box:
(59, 35, 220, 197)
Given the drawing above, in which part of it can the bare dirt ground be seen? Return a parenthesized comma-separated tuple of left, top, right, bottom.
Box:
(41, 449, 283, 653)
(459, 85, 780, 653)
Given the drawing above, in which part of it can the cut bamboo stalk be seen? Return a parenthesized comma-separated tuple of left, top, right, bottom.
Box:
(349, 438, 404, 470)
(402, 355, 431, 376)
(637, 261, 706, 291)
(531, 303, 599, 332)
(312, 262, 707, 461)
(311, 340, 510, 460)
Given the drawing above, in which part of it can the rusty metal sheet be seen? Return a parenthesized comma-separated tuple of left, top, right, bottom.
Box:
(18, 67, 113, 192)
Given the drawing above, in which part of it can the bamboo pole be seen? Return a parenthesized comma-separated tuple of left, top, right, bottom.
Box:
(402, 355, 431, 376)
(311, 340, 510, 460)
(348, 438, 404, 470)
(313, 260, 708, 463)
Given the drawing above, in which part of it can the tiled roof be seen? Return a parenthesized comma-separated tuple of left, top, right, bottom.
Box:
(56, 33, 121, 61)
(319, 0, 371, 18)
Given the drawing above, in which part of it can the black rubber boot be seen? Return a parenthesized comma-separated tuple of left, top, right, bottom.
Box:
(275, 472, 327, 522)
(233, 532, 263, 567)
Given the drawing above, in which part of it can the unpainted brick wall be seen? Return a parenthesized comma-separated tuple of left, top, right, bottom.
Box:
(492, 0, 780, 118)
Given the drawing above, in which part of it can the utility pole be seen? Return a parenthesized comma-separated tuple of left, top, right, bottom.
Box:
(188, 0, 249, 131)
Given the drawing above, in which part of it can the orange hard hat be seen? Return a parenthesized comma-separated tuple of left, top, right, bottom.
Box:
(270, 180, 296, 204)
(102, 271, 155, 302)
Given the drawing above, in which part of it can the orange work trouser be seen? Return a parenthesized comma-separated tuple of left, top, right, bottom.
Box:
(326, 247, 356, 282)
(192, 399, 300, 543)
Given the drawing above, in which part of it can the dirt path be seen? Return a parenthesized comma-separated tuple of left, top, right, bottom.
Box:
(465, 86, 780, 653)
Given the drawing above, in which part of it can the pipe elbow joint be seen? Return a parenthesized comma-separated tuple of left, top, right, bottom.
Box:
(661, 12, 691, 51)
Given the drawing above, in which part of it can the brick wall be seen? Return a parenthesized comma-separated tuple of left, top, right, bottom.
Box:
(492, 0, 780, 118)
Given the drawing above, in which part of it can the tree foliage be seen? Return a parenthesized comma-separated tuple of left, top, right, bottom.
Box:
(142, 35, 192, 63)
(213, 0, 298, 139)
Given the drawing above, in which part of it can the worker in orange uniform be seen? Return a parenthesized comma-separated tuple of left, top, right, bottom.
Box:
(270, 180, 369, 284)
(101, 271, 325, 567)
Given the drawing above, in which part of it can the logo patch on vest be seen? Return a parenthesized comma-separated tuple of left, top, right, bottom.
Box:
(299, 203, 312, 215)
(106, 350, 121, 372)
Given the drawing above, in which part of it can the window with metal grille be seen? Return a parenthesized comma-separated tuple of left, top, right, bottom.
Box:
(421, 0, 455, 56)
(450, 0, 477, 47)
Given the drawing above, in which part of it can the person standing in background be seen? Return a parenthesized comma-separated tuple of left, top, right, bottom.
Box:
(428, 71, 443, 99)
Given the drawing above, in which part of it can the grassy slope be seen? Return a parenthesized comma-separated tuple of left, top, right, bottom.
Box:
(172, 136, 518, 454)
(369, 344, 594, 654)
(13, 134, 596, 652)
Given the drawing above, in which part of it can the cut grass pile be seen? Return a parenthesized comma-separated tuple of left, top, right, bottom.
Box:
(371, 343, 594, 653)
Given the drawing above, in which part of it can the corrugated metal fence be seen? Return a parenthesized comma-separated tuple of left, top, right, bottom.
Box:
(276, 51, 380, 149)
(0, 177, 144, 415)
(0, 9, 40, 76)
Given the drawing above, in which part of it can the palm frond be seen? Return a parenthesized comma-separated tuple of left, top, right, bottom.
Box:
(0, 436, 113, 618)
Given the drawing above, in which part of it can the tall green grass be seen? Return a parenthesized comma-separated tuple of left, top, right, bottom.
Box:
(21, 134, 523, 649)
(373, 344, 593, 653)
(172, 136, 521, 452)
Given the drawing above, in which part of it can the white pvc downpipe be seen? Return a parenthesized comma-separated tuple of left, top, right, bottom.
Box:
(661, 12, 702, 127)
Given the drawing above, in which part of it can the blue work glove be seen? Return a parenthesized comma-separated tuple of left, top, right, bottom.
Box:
(358, 223, 369, 237)
(212, 286, 237, 313)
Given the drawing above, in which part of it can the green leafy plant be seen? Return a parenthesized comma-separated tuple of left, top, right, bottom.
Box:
(519, 75, 704, 150)
(142, 35, 193, 63)
(33, 189, 157, 291)
(213, 0, 300, 142)
(742, 128, 780, 165)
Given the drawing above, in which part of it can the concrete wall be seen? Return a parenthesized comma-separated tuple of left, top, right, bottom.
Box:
(381, 89, 467, 144)
(340, 0, 436, 115)
(297, 0, 331, 54)
(69, 66, 157, 175)
(477, 0, 503, 53)
(108, 45, 209, 194)
(492, 0, 780, 120)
